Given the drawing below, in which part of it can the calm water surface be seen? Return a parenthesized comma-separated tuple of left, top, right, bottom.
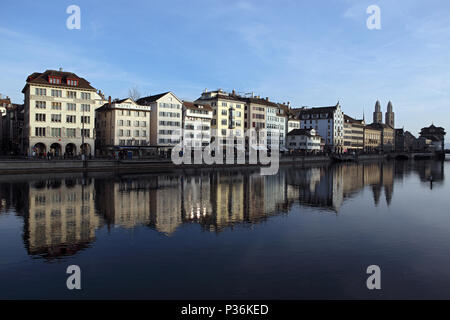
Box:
(1, 160, 450, 299)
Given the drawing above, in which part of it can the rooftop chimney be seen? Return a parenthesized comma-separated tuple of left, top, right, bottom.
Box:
(108, 96, 111, 105)
(59, 67, 63, 72)
(265, 97, 269, 101)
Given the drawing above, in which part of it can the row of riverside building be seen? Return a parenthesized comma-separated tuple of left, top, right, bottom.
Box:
(0, 69, 446, 157)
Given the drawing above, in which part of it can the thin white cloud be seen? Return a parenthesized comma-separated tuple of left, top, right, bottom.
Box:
(0, 25, 155, 100)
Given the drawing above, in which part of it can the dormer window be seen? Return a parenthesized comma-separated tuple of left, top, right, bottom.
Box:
(48, 76, 61, 84)
(67, 79, 78, 86)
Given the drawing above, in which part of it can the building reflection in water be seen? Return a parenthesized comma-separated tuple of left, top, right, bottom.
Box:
(0, 177, 103, 259)
(0, 160, 445, 259)
(95, 177, 152, 229)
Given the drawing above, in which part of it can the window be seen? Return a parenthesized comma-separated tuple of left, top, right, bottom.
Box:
(67, 79, 78, 86)
(35, 88, 46, 96)
(135, 130, 140, 137)
(35, 127, 46, 137)
(67, 103, 76, 111)
(118, 120, 123, 126)
(49, 76, 61, 84)
(35, 101, 46, 109)
(51, 89, 62, 97)
(119, 130, 124, 137)
(81, 129, 90, 137)
(67, 129, 76, 137)
(66, 115, 76, 123)
(126, 120, 131, 126)
(126, 130, 131, 137)
(159, 111, 180, 117)
(51, 114, 61, 122)
(81, 116, 90, 124)
(67, 91, 77, 98)
(159, 121, 180, 126)
(221, 119, 227, 125)
(81, 92, 91, 100)
(52, 102, 62, 110)
(141, 121, 146, 127)
(35, 113, 46, 122)
(51, 128, 61, 137)
(142, 130, 147, 137)
(221, 109, 227, 115)
(81, 104, 90, 112)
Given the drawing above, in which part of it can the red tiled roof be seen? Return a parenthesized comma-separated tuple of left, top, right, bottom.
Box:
(22, 69, 96, 92)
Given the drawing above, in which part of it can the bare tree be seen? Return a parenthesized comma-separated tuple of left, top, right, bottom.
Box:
(128, 86, 141, 101)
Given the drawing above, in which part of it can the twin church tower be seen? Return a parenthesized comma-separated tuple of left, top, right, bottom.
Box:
(373, 100, 394, 128)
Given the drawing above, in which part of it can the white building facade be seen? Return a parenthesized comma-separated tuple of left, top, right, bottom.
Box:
(299, 103, 344, 152)
(286, 128, 322, 152)
(137, 92, 182, 149)
(22, 69, 106, 157)
(287, 118, 300, 133)
(95, 98, 151, 155)
(182, 101, 213, 149)
(266, 105, 286, 149)
(195, 89, 245, 147)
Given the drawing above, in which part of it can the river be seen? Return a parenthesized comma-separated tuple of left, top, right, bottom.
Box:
(0, 160, 449, 299)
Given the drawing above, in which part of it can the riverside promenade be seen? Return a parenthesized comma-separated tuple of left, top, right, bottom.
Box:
(0, 154, 392, 175)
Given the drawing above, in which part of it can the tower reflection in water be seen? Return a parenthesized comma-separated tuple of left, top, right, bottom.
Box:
(0, 160, 445, 260)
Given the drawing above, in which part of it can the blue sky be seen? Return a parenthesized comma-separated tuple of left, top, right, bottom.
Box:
(1, 0, 449, 136)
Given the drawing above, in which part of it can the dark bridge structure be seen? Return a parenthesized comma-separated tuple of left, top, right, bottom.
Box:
(390, 151, 447, 160)
(333, 151, 447, 162)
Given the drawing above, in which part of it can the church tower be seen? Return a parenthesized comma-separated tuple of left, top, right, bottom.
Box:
(385, 101, 394, 127)
(373, 100, 382, 124)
